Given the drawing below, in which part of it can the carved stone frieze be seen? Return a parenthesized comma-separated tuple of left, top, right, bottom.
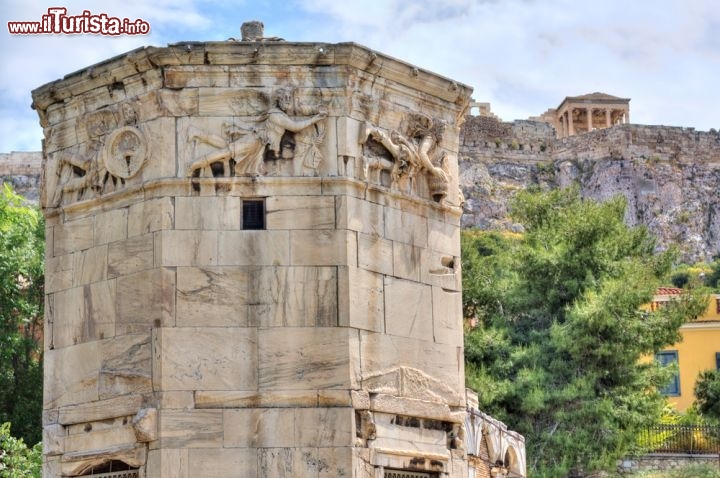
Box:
(361, 366, 458, 405)
(359, 113, 453, 203)
(49, 102, 147, 207)
(186, 88, 327, 178)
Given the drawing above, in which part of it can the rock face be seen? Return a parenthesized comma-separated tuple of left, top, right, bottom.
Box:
(33, 37, 473, 477)
(0, 151, 42, 202)
(460, 116, 720, 262)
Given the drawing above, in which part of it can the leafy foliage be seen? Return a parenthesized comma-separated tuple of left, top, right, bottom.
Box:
(463, 186, 708, 478)
(0, 422, 41, 477)
(694, 369, 720, 423)
(0, 185, 44, 445)
(705, 260, 720, 291)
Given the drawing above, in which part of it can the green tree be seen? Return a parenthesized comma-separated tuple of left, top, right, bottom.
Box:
(694, 369, 720, 423)
(0, 422, 41, 477)
(0, 185, 44, 445)
(704, 259, 720, 290)
(463, 186, 708, 478)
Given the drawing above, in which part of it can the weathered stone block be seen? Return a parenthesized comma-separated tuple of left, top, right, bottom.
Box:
(289, 229, 357, 266)
(196, 390, 318, 409)
(157, 409, 223, 448)
(188, 448, 258, 477)
(432, 286, 463, 346)
(319, 446, 353, 478)
(44, 340, 100, 409)
(156, 327, 258, 391)
(54, 217, 94, 256)
(371, 394, 454, 422)
(64, 422, 137, 455)
(384, 207, 428, 247)
(160, 230, 218, 266)
(45, 253, 74, 293)
(176, 266, 249, 327)
(145, 449, 189, 478)
(357, 232, 393, 276)
(384, 277, 433, 341)
(258, 328, 353, 390)
(336, 195, 384, 236)
(139, 117, 177, 182)
(294, 407, 354, 447)
(318, 390, 352, 407)
(99, 332, 152, 399)
(248, 266, 337, 327)
(224, 408, 295, 447)
(59, 395, 143, 425)
(392, 241, 424, 282)
(338, 266, 384, 333)
(258, 448, 294, 478)
(116, 268, 175, 333)
(428, 217, 461, 256)
(157, 392, 195, 411)
(84, 280, 116, 340)
(72, 245, 108, 286)
(164, 65, 230, 88)
(359, 331, 464, 403)
(95, 208, 128, 245)
(42, 423, 64, 456)
(107, 233, 154, 278)
(266, 195, 335, 229)
(50, 286, 85, 349)
(217, 230, 290, 266)
(127, 197, 174, 237)
(175, 196, 241, 230)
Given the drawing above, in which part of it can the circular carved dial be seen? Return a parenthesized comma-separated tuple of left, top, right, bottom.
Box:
(104, 127, 147, 179)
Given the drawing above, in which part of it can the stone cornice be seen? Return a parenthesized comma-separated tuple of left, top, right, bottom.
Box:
(32, 42, 472, 112)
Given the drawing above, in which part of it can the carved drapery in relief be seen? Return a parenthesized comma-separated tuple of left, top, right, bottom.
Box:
(186, 88, 327, 178)
(359, 113, 453, 203)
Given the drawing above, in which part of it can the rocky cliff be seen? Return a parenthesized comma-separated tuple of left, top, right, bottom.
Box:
(0, 151, 42, 203)
(459, 116, 720, 262)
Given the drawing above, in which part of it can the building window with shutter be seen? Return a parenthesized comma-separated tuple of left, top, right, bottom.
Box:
(656, 350, 680, 396)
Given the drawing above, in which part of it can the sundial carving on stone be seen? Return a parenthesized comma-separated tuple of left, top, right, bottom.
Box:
(103, 126, 147, 179)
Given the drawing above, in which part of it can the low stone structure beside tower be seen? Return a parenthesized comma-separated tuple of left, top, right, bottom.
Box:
(33, 27, 473, 477)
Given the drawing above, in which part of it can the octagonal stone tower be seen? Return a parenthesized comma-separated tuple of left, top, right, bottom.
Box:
(33, 28, 472, 478)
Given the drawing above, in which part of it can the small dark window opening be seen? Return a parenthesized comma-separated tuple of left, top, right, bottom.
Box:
(242, 200, 265, 230)
(79, 460, 138, 476)
(716, 352, 720, 370)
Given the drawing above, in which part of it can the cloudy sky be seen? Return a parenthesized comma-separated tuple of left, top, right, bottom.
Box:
(1, 0, 718, 153)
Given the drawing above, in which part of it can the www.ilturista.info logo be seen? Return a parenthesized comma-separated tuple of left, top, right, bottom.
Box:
(8, 7, 150, 35)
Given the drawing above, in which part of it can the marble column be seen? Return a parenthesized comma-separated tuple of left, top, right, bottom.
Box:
(586, 107, 593, 132)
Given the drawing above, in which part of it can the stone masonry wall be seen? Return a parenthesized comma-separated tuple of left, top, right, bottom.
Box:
(34, 39, 472, 478)
(617, 454, 720, 475)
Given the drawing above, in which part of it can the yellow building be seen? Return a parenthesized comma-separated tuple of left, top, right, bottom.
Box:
(652, 289, 720, 410)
